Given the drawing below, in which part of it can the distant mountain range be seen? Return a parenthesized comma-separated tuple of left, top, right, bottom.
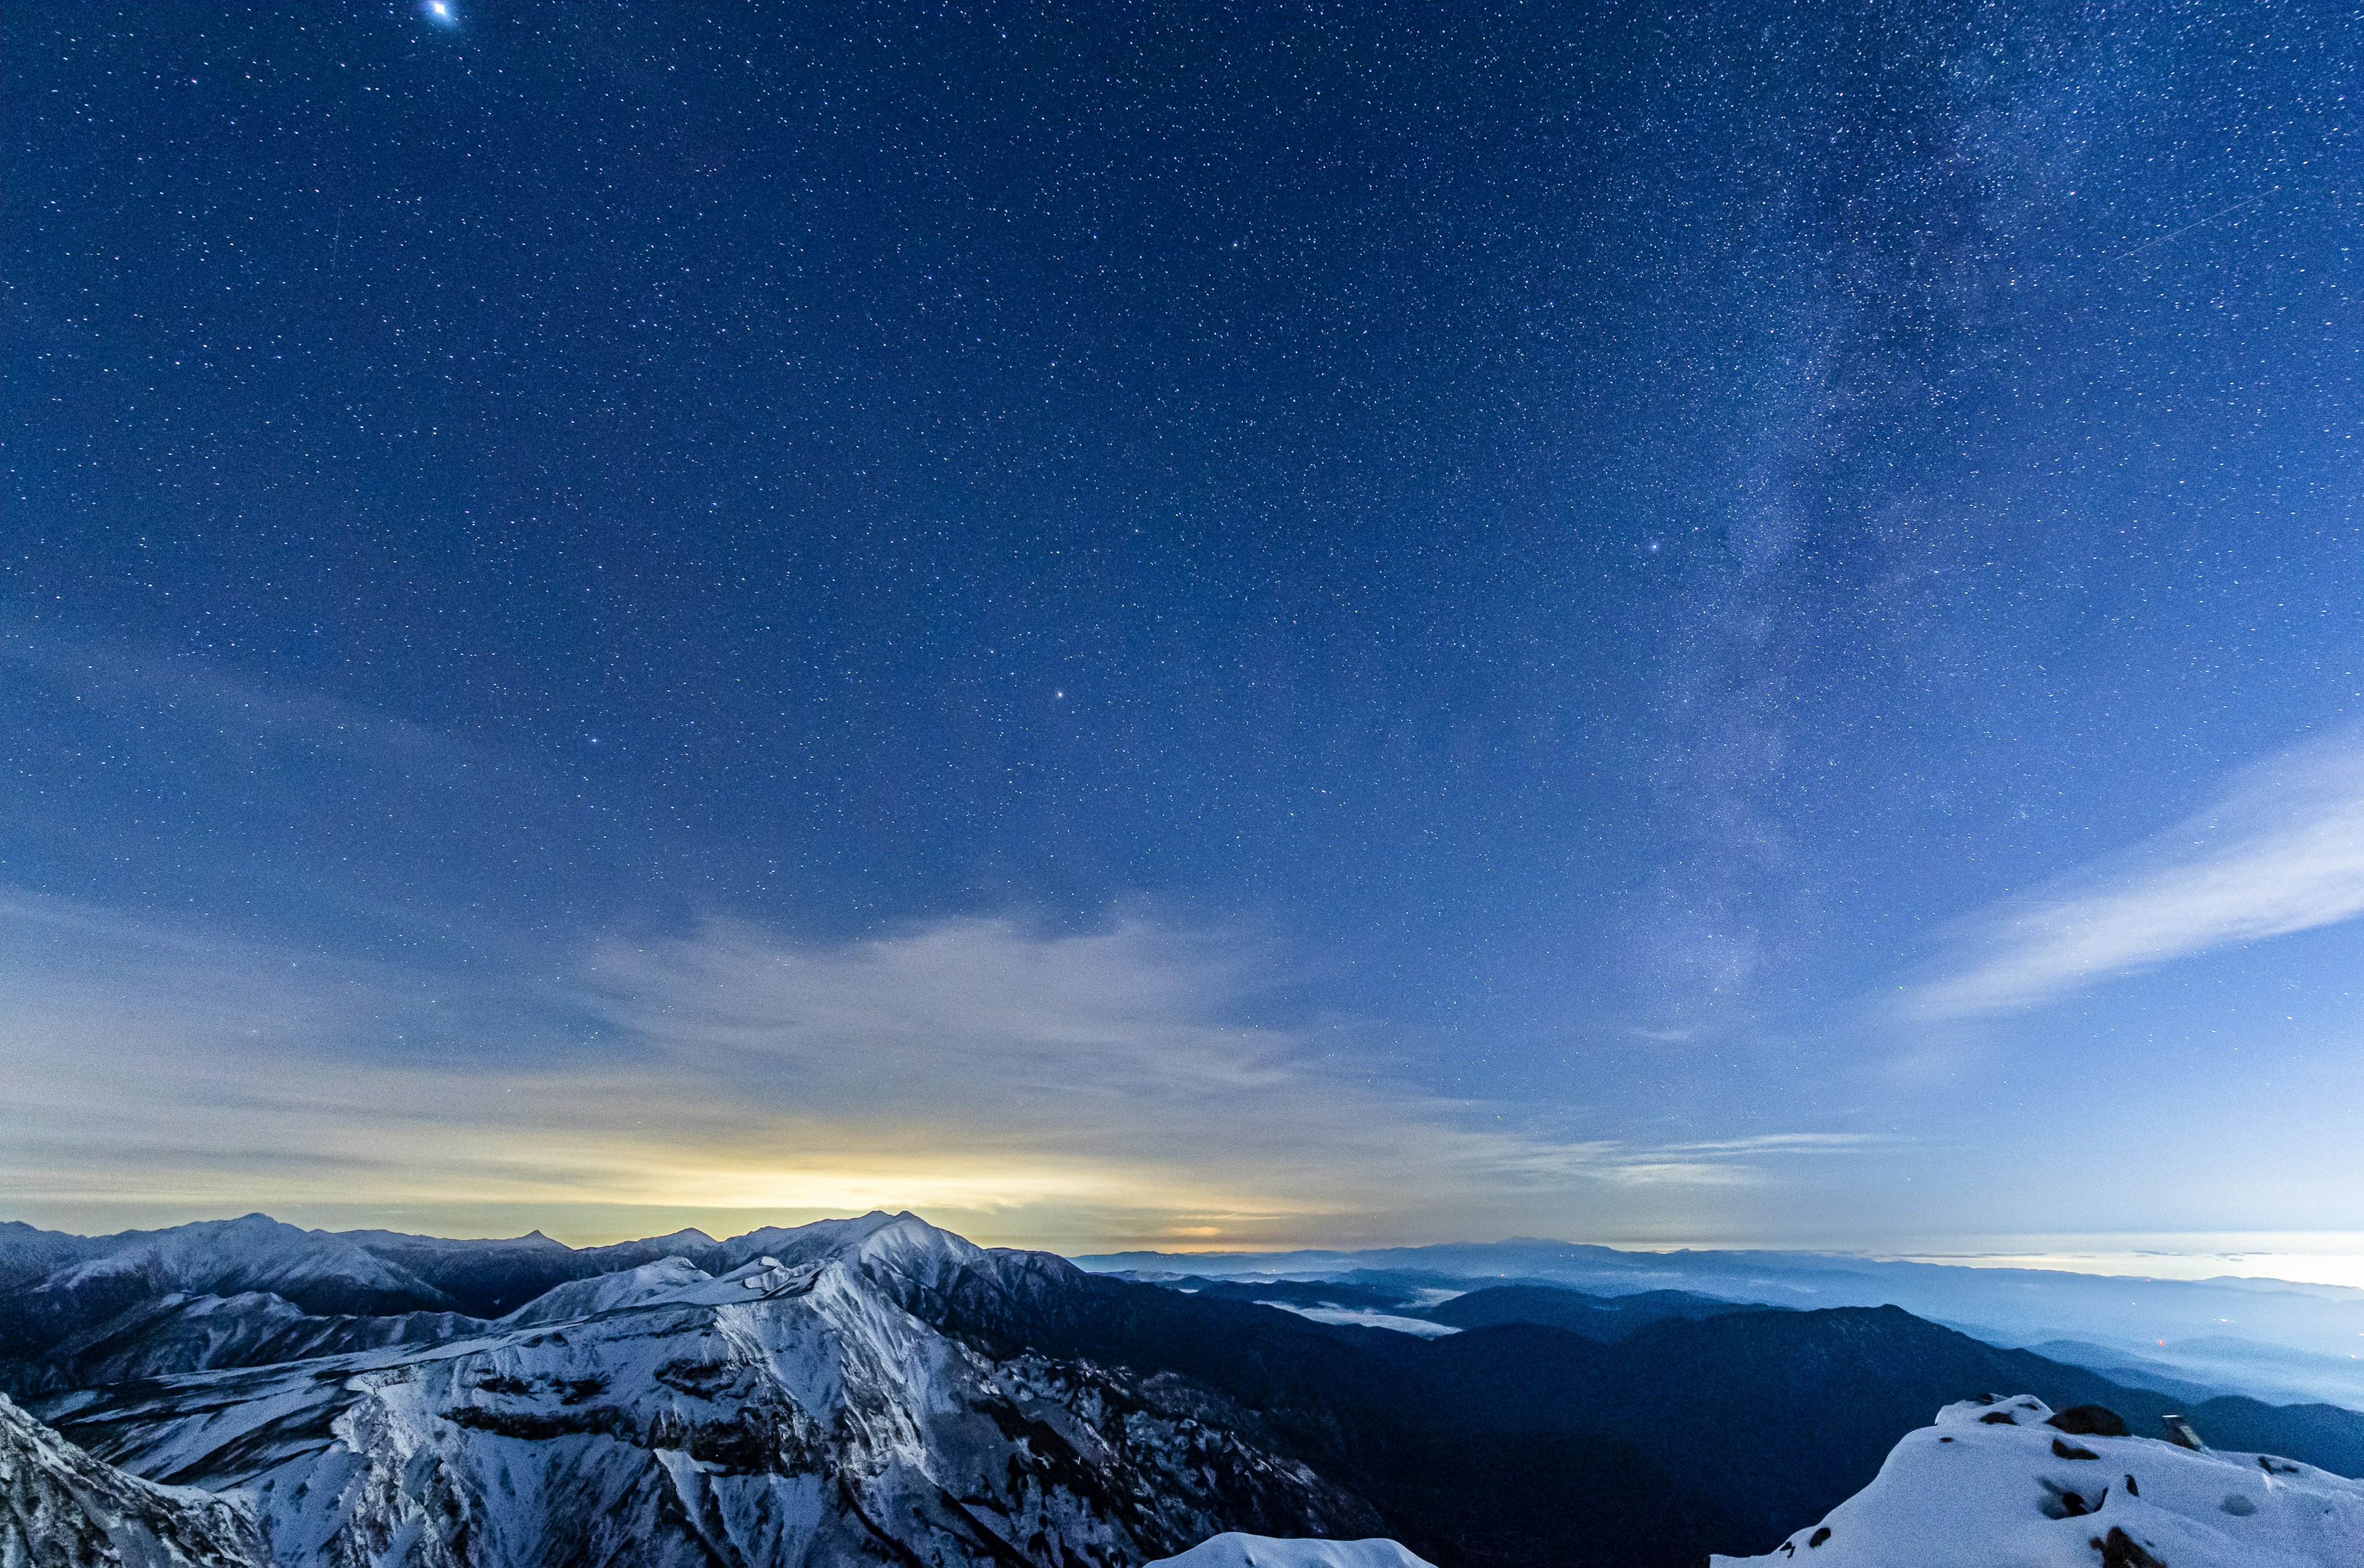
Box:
(1111, 1271, 1767, 1343)
(3, 1212, 2359, 1567)
(1078, 1238, 2364, 1410)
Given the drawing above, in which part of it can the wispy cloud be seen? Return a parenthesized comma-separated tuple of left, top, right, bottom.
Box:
(0, 892, 1873, 1247)
(1900, 728, 2364, 1021)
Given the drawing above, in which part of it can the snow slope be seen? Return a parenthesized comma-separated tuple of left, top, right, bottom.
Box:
(0, 1220, 113, 1287)
(339, 1225, 727, 1316)
(496, 1257, 714, 1326)
(34, 1215, 1373, 1567)
(0, 1391, 260, 1567)
(1151, 1534, 1436, 1567)
(31, 1292, 482, 1394)
(1711, 1395, 2364, 1567)
(26, 1215, 452, 1319)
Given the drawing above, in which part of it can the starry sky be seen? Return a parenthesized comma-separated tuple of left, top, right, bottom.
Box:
(6, 2, 2360, 1269)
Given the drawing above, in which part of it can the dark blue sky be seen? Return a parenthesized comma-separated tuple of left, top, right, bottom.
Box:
(6, 2, 2360, 1260)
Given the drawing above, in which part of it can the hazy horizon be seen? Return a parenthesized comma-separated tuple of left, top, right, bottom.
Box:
(10, 1202, 2364, 1295)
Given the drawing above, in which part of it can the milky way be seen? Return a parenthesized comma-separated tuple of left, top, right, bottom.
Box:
(4, 4, 2357, 1258)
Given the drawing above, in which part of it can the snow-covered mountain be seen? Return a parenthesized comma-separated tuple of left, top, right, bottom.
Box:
(0, 1220, 115, 1285)
(1, 1391, 260, 1567)
(496, 1257, 714, 1327)
(9, 1209, 2360, 1567)
(335, 1226, 737, 1317)
(1711, 1394, 2364, 1567)
(33, 1215, 449, 1310)
(20, 1291, 481, 1399)
(30, 1213, 1375, 1567)
(0, 1215, 460, 1381)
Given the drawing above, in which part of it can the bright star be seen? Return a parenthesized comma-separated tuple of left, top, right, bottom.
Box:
(423, 1, 456, 25)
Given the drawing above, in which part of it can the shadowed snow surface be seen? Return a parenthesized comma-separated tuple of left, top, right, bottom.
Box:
(1149, 1535, 1435, 1567)
(1, 1391, 260, 1567)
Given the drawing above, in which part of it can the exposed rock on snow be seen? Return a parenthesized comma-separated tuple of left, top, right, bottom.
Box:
(1710, 1394, 2364, 1567)
(2049, 1405, 2133, 1439)
(1, 1391, 260, 1567)
(1149, 1534, 1436, 1567)
(19, 1292, 483, 1397)
(1, 1216, 457, 1377)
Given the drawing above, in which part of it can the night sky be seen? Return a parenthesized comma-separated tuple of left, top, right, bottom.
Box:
(6, 2, 2360, 1271)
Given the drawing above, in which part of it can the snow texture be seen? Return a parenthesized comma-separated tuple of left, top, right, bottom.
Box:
(1, 1391, 260, 1567)
(32, 1213, 1370, 1567)
(39, 1216, 440, 1301)
(1711, 1394, 2364, 1567)
(1149, 1535, 1436, 1568)
(496, 1257, 714, 1326)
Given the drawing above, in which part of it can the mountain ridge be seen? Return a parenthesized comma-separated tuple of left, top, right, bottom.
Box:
(6, 1211, 2359, 1567)
(1076, 1237, 2364, 1409)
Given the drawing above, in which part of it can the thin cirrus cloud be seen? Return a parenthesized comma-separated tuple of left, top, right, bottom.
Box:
(0, 888, 1863, 1247)
(1899, 727, 2364, 1021)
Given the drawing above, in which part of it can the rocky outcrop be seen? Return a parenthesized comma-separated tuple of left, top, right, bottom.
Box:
(0, 1392, 260, 1568)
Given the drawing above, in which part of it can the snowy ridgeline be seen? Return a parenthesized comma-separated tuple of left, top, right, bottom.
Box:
(8, 1215, 1399, 1567)
(1149, 1536, 1434, 1567)
(1713, 1395, 2364, 1568)
(9, 1208, 2362, 1568)
(0, 1390, 263, 1566)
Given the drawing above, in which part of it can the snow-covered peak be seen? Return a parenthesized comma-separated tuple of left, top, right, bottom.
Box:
(497, 1257, 714, 1326)
(32, 1219, 1376, 1567)
(1711, 1394, 2364, 1567)
(0, 1219, 111, 1285)
(710, 1209, 907, 1269)
(36, 1214, 444, 1303)
(1150, 1535, 1437, 1567)
(338, 1226, 575, 1257)
(569, 1227, 720, 1267)
(852, 1210, 986, 1277)
(495, 1250, 867, 1325)
(710, 1209, 984, 1284)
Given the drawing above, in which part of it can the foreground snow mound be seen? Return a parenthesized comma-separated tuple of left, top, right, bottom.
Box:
(0, 1391, 260, 1567)
(1151, 1534, 1436, 1567)
(1711, 1394, 2364, 1567)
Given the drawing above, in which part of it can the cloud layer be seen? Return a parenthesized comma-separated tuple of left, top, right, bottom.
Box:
(1901, 729, 2364, 1020)
(0, 891, 1863, 1248)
